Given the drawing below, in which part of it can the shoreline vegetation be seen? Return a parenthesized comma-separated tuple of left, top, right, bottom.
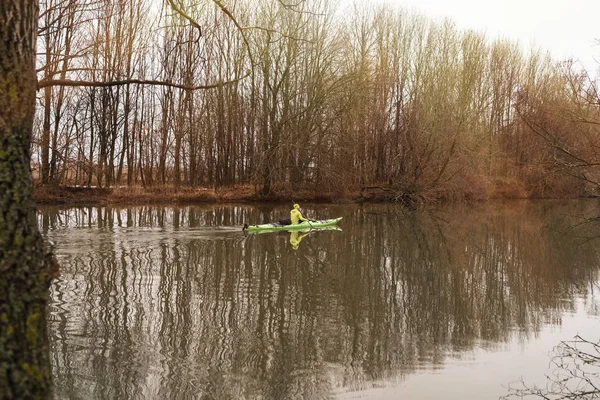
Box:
(32, 181, 598, 206)
(33, 184, 355, 205)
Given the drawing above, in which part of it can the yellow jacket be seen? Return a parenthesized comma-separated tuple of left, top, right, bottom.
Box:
(290, 204, 307, 224)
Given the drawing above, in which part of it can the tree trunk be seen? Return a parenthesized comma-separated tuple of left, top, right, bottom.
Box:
(41, 85, 51, 185)
(0, 1, 53, 398)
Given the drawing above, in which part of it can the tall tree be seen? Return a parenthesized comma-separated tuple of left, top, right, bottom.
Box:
(1, 1, 53, 398)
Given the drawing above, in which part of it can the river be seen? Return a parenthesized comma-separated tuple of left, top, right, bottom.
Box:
(39, 200, 600, 399)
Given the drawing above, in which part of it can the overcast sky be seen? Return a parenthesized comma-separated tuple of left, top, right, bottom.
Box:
(363, 0, 600, 74)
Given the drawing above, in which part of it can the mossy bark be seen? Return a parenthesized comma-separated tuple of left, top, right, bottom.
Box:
(1, 1, 53, 398)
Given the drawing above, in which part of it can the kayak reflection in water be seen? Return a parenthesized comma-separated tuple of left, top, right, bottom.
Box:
(289, 230, 310, 250)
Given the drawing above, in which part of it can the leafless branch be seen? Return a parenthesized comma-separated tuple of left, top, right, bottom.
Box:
(276, 0, 325, 16)
(240, 25, 313, 43)
(503, 336, 600, 399)
(516, 105, 590, 165)
(164, 0, 202, 37)
(37, 71, 250, 91)
(210, 0, 255, 65)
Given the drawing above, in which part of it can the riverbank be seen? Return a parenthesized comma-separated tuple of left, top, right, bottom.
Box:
(33, 181, 596, 206)
(33, 185, 359, 205)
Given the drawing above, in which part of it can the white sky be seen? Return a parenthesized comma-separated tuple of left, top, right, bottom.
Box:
(368, 0, 600, 74)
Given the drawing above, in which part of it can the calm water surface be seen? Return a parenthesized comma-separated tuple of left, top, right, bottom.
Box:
(38, 201, 600, 399)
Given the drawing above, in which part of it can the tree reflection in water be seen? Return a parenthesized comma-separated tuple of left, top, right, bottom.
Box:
(39, 201, 600, 399)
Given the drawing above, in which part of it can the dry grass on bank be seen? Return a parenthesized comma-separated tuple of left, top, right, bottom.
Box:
(33, 184, 354, 205)
(34, 185, 256, 205)
(109, 186, 219, 204)
(34, 185, 112, 205)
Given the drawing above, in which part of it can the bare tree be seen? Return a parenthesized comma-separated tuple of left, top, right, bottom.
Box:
(503, 335, 600, 399)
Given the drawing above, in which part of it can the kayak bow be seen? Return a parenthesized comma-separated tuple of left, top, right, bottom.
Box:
(245, 217, 342, 232)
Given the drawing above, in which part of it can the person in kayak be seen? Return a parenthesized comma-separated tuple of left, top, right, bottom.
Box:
(290, 203, 308, 224)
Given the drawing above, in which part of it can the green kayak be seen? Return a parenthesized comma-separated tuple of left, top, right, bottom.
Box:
(245, 217, 342, 232)
(248, 225, 342, 235)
